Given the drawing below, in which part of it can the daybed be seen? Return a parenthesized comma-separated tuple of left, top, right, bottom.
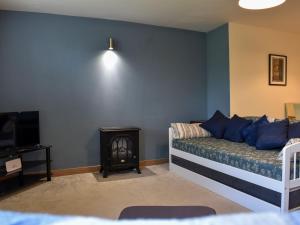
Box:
(169, 127, 300, 212)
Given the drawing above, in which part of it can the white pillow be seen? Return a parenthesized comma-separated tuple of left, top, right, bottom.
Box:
(277, 138, 300, 160)
(171, 123, 211, 139)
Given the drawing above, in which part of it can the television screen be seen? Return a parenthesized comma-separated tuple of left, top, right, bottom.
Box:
(0, 113, 17, 148)
(16, 111, 40, 147)
(0, 111, 40, 149)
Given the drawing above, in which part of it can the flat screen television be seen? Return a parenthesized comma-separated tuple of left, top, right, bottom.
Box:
(0, 111, 40, 149)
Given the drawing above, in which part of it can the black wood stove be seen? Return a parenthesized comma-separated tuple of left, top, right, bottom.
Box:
(99, 127, 141, 178)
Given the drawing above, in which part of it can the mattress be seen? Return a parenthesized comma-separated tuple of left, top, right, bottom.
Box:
(172, 137, 285, 181)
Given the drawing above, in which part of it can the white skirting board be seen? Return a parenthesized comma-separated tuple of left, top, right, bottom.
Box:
(170, 162, 280, 212)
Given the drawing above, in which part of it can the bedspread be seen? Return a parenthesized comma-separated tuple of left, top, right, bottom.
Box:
(0, 211, 300, 225)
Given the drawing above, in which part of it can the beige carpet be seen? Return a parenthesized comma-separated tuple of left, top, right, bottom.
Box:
(94, 168, 156, 182)
(0, 164, 249, 219)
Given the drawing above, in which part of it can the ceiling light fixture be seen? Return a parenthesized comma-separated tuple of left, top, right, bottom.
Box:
(239, 0, 286, 10)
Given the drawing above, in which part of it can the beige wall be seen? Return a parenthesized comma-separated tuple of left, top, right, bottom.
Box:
(229, 23, 300, 119)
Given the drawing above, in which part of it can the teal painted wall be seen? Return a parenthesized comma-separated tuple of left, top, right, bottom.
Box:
(206, 24, 230, 117)
(0, 11, 207, 169)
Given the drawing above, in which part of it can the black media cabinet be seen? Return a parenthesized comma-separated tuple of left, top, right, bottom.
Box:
(0, 145, 52, 193)
(99, 127, 141, 178)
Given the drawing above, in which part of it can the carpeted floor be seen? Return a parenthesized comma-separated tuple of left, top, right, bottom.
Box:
(0, 164, 249, 219)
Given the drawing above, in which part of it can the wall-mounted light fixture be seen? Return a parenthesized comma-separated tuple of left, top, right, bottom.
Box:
(108, 37, 114, 50)
(239, 0, 286, 10)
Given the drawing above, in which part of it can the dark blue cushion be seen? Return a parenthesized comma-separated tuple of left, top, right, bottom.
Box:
(242, 115, 269, 146)
(223, 115, 252, 142)
(288, 122, 300, 139)
(200, 110, 230, 139)
(256, 119, 289, 150)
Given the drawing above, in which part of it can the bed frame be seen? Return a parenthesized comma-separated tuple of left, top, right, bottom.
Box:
(169, 128, 300, 212)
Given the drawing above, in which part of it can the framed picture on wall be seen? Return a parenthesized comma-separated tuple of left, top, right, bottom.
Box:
(269, 54, 287, 86)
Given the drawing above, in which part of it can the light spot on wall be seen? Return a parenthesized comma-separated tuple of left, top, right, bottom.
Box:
(101, 50, 119, 72)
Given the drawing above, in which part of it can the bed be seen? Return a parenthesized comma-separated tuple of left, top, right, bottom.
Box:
(169, 128, 300, 212)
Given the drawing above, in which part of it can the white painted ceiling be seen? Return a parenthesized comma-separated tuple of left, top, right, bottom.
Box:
(0, 0, 299, 33)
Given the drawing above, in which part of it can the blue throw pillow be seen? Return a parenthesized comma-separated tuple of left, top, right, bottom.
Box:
(288, 122, 300, 139)
(242, 115, 269, 146)
(256, 119, 289, 150)
(223, 115, 252, 142)
(200, 110, 230, 139)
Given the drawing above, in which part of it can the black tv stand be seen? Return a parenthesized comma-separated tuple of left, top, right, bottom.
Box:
(0, 145, 52, 190)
